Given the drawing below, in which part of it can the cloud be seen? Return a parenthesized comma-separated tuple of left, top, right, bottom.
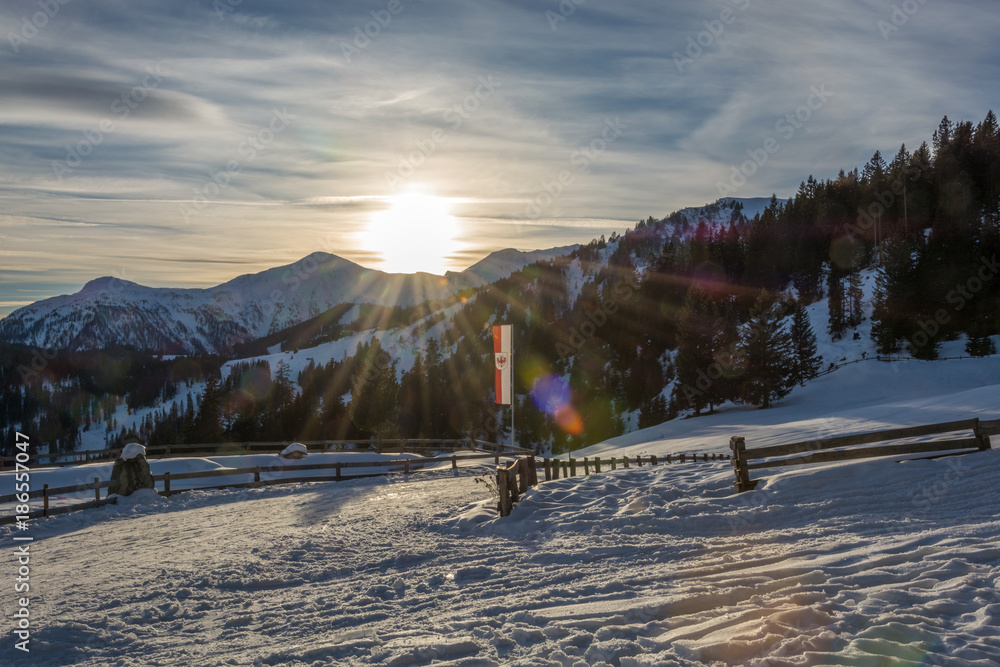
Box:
(0, 0, 998, 316)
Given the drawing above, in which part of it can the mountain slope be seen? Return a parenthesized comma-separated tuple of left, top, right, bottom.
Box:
(0, 252, 458, 354)
(0, 246, 578, 355)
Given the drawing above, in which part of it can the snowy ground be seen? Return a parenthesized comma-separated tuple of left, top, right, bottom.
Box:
(3, 358, 1000, 666)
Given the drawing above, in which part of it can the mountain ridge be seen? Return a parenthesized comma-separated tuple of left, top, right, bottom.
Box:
(0, 245, 580, 354)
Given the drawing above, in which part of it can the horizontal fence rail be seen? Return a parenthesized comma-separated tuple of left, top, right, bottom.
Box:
(0, 450, 515, 525)
(0, 438, 529, 470)
(2, 446, 725, 524)
(731, 417, 997, 493)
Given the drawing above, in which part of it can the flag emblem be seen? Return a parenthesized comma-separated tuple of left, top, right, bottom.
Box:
(493, 324, 511, 404)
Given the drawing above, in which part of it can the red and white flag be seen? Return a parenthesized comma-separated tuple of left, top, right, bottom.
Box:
(493, 324, 511, 404)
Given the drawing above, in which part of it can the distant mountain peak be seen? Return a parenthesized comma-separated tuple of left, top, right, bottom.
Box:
(80, 276, 140, 294)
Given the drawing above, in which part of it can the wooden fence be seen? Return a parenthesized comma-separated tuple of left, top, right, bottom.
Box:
(2, 447, 725, 524)
(0, 438, 530, 470)
(0, 451, 512, 525)
(731, 417, 999, 493)
(497, 452, 724, 516)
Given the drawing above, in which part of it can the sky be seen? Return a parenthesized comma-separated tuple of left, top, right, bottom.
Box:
(0, 0, 998, 317)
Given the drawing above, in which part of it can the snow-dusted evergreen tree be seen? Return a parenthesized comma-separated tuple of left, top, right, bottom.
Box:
(789, 302, 822, 385)
(870, 239, 916, 354)
(673, 286, 728, 414)
(827, 273, 846, 340)
(740, 290, 795, 409)
(846, 270, 865, 328)
(638, 394, 668, 429)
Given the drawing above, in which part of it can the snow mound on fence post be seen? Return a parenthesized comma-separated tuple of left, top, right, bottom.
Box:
(280, 443, 308, 459)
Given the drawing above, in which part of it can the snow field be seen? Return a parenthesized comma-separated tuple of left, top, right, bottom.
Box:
(5, 444, 1000, 666)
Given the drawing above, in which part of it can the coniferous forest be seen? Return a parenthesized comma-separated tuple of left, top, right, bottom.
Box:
(2, 112, 998, 455)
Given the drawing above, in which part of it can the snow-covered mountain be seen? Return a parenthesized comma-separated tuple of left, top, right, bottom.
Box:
(447, 245, 579, 287)
(0, 245, 582, 354)
(0, 199, 761, 355)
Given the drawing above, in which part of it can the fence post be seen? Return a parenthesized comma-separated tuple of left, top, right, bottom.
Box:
(336, 463, 342, 481)
(583, 457, 590, 475)
(651, 455, 658, 466)
(43, 484, 49, 517)
(518, 459, 528, 494)
(635, 456, 642, 467)
(543, 458, 551, 481)
(679, 453, 686, 463)
(610, 458, 616, 471)
(497, 467, 511, 517)
(622, 456, 629, 469)
(730, 435, 755, 492)
(452, 455, 458, 470)
(404, 460, 410, 475)
(594, 456, 602, 473)
(973, 418, 991, 450)
(254, 467, 261, 485)
(569, 458, 577, 477)
(528, 456, 538, 487)
(164, 472, 170, 496)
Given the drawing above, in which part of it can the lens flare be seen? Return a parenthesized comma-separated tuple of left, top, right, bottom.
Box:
(530, 374, 584, 436)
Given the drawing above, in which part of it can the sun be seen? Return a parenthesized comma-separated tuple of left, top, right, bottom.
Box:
(362, 194, 461, 274)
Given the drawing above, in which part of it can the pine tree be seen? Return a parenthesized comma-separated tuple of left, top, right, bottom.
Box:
(195, 376, 223, 442)
(637, 394, 668, 429)
(827, 273, 846, 340)
(348, 341, 399, 439)
(789, 302, 822, 385)
(740, 290, 796, 409)
(673, 287, 729, 414)
(846, 270, 864, 328)
(870, 239, 915, 354)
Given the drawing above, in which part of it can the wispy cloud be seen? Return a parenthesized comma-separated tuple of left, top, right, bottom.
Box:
(0, 0, 998, 315)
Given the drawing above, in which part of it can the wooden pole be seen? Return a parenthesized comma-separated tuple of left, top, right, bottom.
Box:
(594, 456, 602, 473)
(730, 435, 754, 492)
(164, 472, 171, 495)
(94, 477, 100, 502)
(43, 484, 49, 517)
